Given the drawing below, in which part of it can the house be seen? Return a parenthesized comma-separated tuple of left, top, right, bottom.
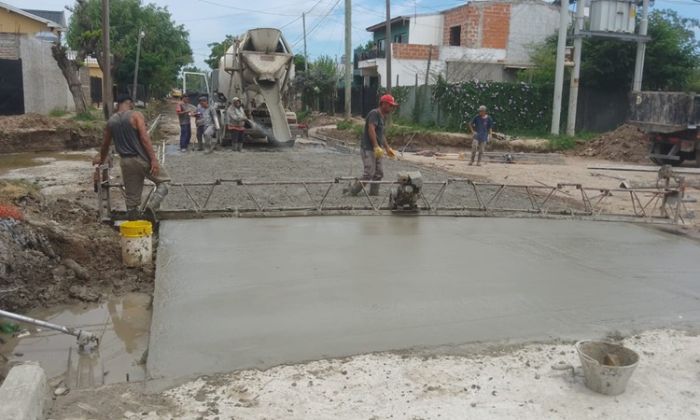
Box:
(0, 2, 104, 115)
(356, 0, 561, 87)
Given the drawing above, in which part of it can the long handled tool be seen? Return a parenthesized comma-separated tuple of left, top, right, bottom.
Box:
(0, 309, 99, 351)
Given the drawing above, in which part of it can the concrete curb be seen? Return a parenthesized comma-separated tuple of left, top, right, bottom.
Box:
(0, 363, 50, 420)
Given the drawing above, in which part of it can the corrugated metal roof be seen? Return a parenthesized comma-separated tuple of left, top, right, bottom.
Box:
(21, 9, 66, 27)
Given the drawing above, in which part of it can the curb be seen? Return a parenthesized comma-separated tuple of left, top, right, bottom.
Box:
(0, 363, 50, 420)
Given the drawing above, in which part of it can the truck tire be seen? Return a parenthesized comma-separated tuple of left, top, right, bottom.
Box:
(651, 143, 684, 166)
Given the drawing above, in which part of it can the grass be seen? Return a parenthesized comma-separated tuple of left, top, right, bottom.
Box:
(49, 108, 68, 118)
(72, 110, 102, 122)
(296, 109, 312, 123)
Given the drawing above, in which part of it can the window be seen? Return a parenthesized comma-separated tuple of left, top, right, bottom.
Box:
(394, 34, 405, 44)
(449, 25, 461, 46)
(377, 39, 385, 52)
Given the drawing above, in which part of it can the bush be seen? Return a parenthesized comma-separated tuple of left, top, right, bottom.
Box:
(73, 111, 100, 121)
(296, 109, 311, 123)
(336, 119, 355, 131)
(49, 108, 68, 117)
(433, 78, 552, 133)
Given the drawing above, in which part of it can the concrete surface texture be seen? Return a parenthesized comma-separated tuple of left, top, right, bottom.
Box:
(0, 363, 49, 420)
(148, 216, 700, 381)
(19, 35, 73, 114)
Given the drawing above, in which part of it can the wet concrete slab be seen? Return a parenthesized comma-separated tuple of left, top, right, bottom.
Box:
(148, 217, 700, 380)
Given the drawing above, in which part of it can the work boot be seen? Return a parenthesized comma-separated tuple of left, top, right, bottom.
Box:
(369, 183, 380, 196)
(148, 183, 169, 211)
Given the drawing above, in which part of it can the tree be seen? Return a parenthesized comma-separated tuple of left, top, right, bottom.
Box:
(293, 55, 339, 111)
(51, 0, 95, 113)
(65, 0, 192, 98)
(206, 35, 235, 70)
(521, 9, 700, 91)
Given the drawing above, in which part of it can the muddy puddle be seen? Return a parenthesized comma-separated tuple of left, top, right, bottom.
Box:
(1, 292, 151, 388)
(0, 151, 91, 175)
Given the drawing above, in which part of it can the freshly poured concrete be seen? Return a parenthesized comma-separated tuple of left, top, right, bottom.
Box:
(148, 217, 700, 380)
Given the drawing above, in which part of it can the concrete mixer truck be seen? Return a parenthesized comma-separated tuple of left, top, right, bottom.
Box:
(212, 28, 303, 147)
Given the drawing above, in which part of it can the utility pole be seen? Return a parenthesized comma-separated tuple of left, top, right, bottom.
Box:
(566, 0, 585, 136)
(632, 0, 650, 92)
(550, 0, 569, 135)
(101, 0, 113, 119)
(302, 12, 309, 72)
(344, 0, 352, 119)
(385, 0, 392, 93)
(132, 28, 145, 102)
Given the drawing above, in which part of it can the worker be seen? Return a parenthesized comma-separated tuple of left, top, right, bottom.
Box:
(199, 97, 220, 154)
(469, 105, 494, 166)
(94, 94, 170, 220)
(176, 95, 195, 152)
(194, 97, 207, 151)
(348, 94, 398, 196)
(226, 97, 247, 152)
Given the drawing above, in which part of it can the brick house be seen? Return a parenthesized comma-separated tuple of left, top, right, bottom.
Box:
(356, 0, 561, 87)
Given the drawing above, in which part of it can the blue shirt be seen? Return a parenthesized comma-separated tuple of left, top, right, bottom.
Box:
(471, 114, 494, 143)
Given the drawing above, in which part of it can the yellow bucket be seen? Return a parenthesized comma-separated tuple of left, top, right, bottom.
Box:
(120, 220, 153, 238)
(119, 221, 153, 267)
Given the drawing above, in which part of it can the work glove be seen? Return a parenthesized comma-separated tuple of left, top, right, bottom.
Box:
(374, 146, 385, 159)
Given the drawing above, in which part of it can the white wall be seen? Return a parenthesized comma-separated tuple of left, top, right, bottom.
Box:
(408, 14, 443, 45)
(367, 57, 447, 87)
(507, 2, 561, 65)
(440, 46, 506, 62)
(19, 35, 73, 114)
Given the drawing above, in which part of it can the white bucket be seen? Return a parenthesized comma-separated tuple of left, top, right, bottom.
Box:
(119, 220, 153, 267)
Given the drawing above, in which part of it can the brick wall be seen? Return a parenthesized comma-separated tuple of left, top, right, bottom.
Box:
(482, 4, 511, 49)
(442, 3, 511, 49)
(393, 43, 439, 60)
(0, 33, 19, 59)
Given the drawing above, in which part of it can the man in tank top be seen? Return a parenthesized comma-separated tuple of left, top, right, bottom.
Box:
(94, 94, 170, 220)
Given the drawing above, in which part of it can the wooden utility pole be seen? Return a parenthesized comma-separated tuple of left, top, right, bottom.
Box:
(344, 0, 352, 119)
(101, 0, 113, 119)
(566, 0, 585, 136)
(302, 13, 309, 72)
(385, 0, 392, 93)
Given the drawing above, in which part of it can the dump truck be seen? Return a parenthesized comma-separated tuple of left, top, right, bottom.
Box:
(213, 28, 301, 147)
(629, 91, 700, 167)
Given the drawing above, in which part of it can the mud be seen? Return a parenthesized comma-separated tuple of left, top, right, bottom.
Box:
(1, 292, 151, 387)
(0, 182, 154, 313)
(0, 152, 89, 175)
(0, 114, 103, 154)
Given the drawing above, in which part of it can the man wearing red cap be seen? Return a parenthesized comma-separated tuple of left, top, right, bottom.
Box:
(348, 94, 398, 196)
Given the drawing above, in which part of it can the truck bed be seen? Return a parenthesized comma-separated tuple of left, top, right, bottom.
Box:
(628, 91, 699, 133)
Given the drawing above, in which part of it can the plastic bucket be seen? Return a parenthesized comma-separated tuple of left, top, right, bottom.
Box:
(576, 340, 639, 396)
(119, 220, 153, 267)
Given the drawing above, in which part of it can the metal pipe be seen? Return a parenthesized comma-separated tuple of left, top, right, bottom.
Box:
(0, 309, 99, 350)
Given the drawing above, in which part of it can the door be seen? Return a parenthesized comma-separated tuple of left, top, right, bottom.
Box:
(0, 59, 24, 115)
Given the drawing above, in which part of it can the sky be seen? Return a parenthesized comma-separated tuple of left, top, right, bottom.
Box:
(11, 0, 700, 70)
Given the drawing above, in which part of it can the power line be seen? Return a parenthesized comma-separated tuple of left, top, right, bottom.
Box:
(292, 0, 343, 47)
(195, 0, 321, 17)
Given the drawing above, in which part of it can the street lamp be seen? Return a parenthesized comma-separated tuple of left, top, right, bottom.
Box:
(132, 28, 145, 102)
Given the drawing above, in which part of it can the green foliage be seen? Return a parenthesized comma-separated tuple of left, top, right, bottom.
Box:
(521, 10, 700, 91)
(336, 119, 355, 130)
(293, 54, 308, 73)
(294, 55, 339, 111)
(433, 78, 551, 132)
(296, 109, 311, 123)
(73, 110, 101, 121)
(206, 35, 234, 70)
(66, 0, 192, 97)
(49, 108, 68, 117)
